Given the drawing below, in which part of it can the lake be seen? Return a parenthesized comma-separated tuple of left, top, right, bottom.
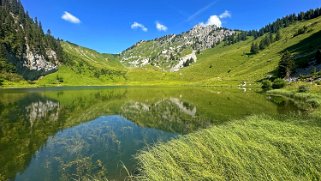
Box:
(0, 86, 303, 181)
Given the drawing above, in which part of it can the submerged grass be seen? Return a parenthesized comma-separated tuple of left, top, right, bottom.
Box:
(135, 115, 321, 180)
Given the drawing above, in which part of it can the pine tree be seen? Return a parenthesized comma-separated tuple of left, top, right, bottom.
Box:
(259, 39, 266, 50)
(275, 31, 282, 41)
(278, 51, 295, 79)
(250, 43, 259, 54)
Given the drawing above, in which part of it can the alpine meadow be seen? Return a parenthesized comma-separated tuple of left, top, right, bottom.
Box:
(1, 0, 321, 180)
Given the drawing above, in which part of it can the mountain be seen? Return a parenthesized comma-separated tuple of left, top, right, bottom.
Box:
(0, 0, 63, 80)
(120, 25, 235, 71)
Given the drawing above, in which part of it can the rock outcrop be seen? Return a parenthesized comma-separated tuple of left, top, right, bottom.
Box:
(18, 44, 59, 80)
(121, 25, 235, 71)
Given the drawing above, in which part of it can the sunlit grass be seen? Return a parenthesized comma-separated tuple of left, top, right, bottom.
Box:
(135, 115, 321, 180)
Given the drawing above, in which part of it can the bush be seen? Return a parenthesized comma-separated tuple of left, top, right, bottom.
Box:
(294, 26, 308, 37)
(0, 79, 3, 86)
(261, 80, 272, 90)
(56, 75, 64, 83)
(183, 58, 194, 67)
(298, 85, 309, 93)
(28, 80, 36, 85)
(272, 78, 287, 89)
(316, 81, 321, 85)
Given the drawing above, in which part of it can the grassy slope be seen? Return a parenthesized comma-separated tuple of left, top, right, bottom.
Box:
(36, 42, 128, 86)
(136, 115, 321, 180)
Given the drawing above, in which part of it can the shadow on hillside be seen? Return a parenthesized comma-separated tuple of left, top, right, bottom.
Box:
(283, 30, 321, 54)
(280, 30, 321, 68)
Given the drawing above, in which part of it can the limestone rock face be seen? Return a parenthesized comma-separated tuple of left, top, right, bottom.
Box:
(121, 25, 235, 71)
(20, 44, 59, 80)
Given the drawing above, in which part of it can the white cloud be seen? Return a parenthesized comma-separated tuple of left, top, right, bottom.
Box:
(200, 15, 222, 27)
(200, 10, 231, 28)
(219, 10, 231, 19)
(62, 11, 81, 24)
(156, 21, 168, 32)
(131, 22, 148, 32)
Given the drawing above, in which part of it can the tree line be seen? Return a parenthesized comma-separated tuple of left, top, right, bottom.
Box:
(248, 8, 321, 38)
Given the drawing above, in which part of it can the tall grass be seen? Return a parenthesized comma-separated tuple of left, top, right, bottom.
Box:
(135, 115, 321, 180)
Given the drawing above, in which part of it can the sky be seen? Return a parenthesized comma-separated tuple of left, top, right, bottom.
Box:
(21, 0, 321, 54)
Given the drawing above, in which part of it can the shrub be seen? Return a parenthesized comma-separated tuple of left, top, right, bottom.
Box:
(298, 85, 309, 93)
(294, 26, 308, 37)
(311, 66, 317, 76)
(183, 58, 194, 67)
(261, 80, 272, 90)
(0, 79, 3, 86)
(316, 81, 321, 85)
(28, 80, 36, 85)
(272, 78, 287, 89)
(56, 75, 64, 83)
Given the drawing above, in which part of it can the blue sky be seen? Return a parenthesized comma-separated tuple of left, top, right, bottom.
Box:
(21, 0, 321, 54)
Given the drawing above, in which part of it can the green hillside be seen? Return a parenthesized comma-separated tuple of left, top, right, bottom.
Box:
(180, 16, 321, 85)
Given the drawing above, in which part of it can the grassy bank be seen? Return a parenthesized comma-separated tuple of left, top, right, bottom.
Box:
(268, 89, 321, 109)
(135, 115, 321, 180)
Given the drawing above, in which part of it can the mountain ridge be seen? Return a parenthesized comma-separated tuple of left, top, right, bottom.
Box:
(120, 25, 235, 71)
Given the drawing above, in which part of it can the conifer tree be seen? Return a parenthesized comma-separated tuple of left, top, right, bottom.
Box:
(250, 43, 259, 54)
(278, 51, 295, 79)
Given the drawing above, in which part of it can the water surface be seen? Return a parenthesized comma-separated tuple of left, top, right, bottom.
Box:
(0, 87, 302, 180)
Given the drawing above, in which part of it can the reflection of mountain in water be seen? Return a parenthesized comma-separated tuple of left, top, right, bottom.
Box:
(0, 94, 63, 181)
(169, 98, 197, 116)
(14, 116, 176, 181)
(121, 98, 212, 134)
(26, 100, 60, 127)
